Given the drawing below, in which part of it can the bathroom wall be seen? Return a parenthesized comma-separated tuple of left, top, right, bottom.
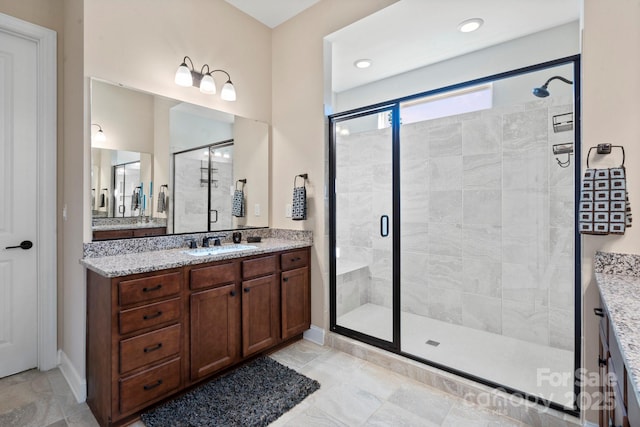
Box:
(582, 0, 640, 423)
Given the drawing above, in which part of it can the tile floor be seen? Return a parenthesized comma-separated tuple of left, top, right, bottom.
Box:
(0, 340, 540, 426)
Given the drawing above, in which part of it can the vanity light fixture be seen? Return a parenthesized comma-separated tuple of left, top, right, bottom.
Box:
(174, 56, 237, 101)
(354, 59, 372, 69)
(458, 18, 484, 33)
(92, 123, 106, 142)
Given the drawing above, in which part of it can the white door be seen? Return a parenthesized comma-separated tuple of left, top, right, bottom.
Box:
(0, 28, 39, 378)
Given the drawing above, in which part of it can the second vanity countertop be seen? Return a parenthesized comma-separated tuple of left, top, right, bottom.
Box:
(595, 251, 640, 403)
(81, 238, 311, 278)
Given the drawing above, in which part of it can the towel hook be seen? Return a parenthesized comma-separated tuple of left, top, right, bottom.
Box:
(586, 144, 625, 168)
(236, 179, 246, 190)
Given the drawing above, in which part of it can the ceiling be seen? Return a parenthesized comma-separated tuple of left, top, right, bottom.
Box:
(224, 0, 580, 92)
(224, 0, 320, 28)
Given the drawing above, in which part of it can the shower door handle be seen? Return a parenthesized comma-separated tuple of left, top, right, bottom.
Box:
(380, 215, 389, 237)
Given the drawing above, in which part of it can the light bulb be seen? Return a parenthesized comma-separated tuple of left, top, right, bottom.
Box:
(94, 129, 106, 142)
(458, 18, 484, 33)
(220, 81, 236, 101)
(199, 74, 216, 94)
(174, 63, 193, 86)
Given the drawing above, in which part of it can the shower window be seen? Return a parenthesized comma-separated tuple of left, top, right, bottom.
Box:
(329, 57, 580, 413)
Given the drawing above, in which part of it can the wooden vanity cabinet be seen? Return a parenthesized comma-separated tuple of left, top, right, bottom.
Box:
(596, 298, 640, 427)
(281, 249, 311, 340)
(92, 227, 166, 241)
(87, 246, 311, 426)
(188, 261, 241, 381)
(86, 268, 184, 427)
(241, 256, 279, 357)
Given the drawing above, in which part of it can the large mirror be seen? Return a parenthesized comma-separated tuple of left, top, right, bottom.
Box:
(90, 78, 270, 240)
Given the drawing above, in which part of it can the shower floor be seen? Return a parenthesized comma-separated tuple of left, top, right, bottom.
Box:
(337, 303, 575, 408)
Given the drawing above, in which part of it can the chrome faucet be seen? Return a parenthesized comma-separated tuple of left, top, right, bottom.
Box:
(184, 238, 197, 249)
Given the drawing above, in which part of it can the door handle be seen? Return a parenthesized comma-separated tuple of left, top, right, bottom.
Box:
(380, 215, 389, 237)
(5, 240, 33, 250)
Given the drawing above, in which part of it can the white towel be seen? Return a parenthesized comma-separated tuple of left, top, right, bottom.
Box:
(579, 167, 632, 235)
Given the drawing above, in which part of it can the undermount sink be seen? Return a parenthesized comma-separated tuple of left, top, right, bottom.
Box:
(182, 244, 257, 257)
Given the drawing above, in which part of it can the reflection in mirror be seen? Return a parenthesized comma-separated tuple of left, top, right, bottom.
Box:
(90, 78, 270, 240)
(173, 142, 234, 233)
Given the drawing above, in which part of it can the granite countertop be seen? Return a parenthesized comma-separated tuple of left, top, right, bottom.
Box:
(595, 251, 640, 402)
(81, 238, 311, 278)
(92, 222, 168, 231)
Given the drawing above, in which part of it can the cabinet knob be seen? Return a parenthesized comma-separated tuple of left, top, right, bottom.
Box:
(230, 290, 236, 297)
(283, 277, 289, 282)
(598, 357, 607, 367)
(594, 308, 605, 317)
(291, 257, 301, 262)
(244, 287, 250, 293)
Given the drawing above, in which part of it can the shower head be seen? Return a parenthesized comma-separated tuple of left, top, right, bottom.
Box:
(532, 86, 550, 98)
(532, 76, 573, 98)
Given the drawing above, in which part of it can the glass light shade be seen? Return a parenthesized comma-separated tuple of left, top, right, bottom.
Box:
(175, 63, 193, 86)
(199, 74, 217, 94)
(94, 129, 106, 143)
(220, 81, 236, 101)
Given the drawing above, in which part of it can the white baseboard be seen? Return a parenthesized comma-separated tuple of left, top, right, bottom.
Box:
(303, 325, 325, 345)
(583, 422, 598, 427)
(58, 350, 86, 403)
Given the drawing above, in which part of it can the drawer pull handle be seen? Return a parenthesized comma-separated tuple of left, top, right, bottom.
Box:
(244, 287, 250, 293)
(594, 308, 605, 317)
(598, 357, 607, 367)
(143, 311, 163, 320)
(143, 379, 163, 391)
(283, 277, 289, 282)
(143, 343, 163, 353)
(143, 284, 162, 293)
(291, 257, 301, 262)
(230, 290, 236, 297)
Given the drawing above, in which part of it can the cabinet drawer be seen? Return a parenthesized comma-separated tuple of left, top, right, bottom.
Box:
(133, 227, 167, 237)
(119, 272, 182, 306)
(281, 249, 308, 271)
(119, 298, 181, 335)
(190, 262, 239, 290)
(242, 256, 277, 279)
(119, 358, 181, 415)
(120, 324, 181, 374)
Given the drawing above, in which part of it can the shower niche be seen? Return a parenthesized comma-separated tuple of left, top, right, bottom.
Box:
(329, 57, 581, 413)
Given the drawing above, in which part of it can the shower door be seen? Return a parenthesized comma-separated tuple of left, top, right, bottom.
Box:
(330, 105, 399, 348)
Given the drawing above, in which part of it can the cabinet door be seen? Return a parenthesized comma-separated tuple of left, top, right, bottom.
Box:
(190, 283, 240, 380)
(281, 267, 310, 340)
(242, 274, 279, 357)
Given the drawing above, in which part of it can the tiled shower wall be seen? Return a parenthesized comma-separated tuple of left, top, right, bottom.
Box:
(174, 157, 232, 233)
(336, 97, 574, 351)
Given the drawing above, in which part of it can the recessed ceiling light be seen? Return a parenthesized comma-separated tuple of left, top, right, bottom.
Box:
(458, 18, 484, 33)
(354, 59, 372, 69)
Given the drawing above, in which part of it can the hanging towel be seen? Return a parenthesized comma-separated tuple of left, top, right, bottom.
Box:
(99, 192, 105, 208)
(292, 175, 307, 221)
(157, 188, 166, 213)
(232, 180, 245, 217)
(131, 187, 140, 211)
(579, 167, 632, 235)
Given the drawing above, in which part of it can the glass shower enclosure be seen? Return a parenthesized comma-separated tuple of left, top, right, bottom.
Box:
(329, 57, 580, 413)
